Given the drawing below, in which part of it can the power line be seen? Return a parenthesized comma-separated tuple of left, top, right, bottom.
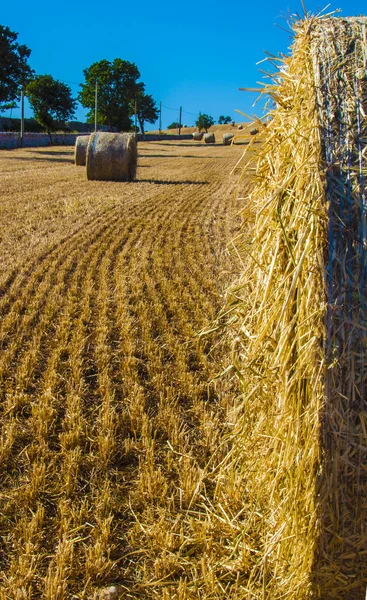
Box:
(182, 109, 199, 117)
(162, 105, 199, 117)
(60, 80, 81, 86)
(162, 104, 180, 112)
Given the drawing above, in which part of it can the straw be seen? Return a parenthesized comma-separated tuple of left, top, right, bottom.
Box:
(216, 14, 367, 599)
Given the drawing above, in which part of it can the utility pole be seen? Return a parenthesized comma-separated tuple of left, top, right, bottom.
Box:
(134, 98, 138, 133)
(94, 79, 98, 132)
(159, 101, 162, 135)
(20, 88, 25, 148)
(178, 106, 182, 136)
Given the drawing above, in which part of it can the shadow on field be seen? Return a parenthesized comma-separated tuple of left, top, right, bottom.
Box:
(139, 153, 209, 159)
(32, 150, 74, 156)
(136, 178, 209, 185)
(139, 154, 220, 160)
(139, 154, 183, 158)
(147, 142, 207, 148)
(153, 141, 251, 147)
(4, 156, 74, 164)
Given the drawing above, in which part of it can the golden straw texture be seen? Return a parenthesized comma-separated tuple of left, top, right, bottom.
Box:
(217, 14, 366, 599)
(311, 15, 367, 598)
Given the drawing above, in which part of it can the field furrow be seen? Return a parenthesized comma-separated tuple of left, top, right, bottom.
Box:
(0, 140, 250, 599)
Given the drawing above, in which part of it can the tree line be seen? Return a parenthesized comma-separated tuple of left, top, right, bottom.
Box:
(1, 25, 234, 135)
(0, 25, 159, 134)
(167, 115, 233, 131)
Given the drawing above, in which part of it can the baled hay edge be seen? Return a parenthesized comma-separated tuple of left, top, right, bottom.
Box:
(214, 14, 366, 600)
(74, 135, 90, 166)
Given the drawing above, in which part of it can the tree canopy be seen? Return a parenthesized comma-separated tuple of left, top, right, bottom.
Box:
(0, 25, 33, 110)
(79, 59, 143, 131)
(196, 114, 214, 132)
(218, 115, 231, 124)
(167, 122, 180, 130)
(133, 92, 159, 134)
(26, 75, 76, 134)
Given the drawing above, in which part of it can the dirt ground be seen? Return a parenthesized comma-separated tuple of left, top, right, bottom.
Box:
(0, 139, 251, 598)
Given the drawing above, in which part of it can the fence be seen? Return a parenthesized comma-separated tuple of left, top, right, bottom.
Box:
(0, 132, 193, 150)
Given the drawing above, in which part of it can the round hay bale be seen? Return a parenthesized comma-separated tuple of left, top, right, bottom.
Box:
(237, 124, 243, 130)
(86, 132, 137, 182)
(250, 128, 259, 135)
(192, 131, 204, 141)
(74, 135, 90, 166)
(204, 132, 215, 144)
(223, 133, 234, 145)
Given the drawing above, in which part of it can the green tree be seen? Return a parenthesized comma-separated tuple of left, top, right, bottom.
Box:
(26, 75, 76, 137)
(0, 25, 34, 110)
(132, 92, 159, 134)
(218, 115, 231, 124)
(167, 122, 180, 130)
(79, 59, 142, 131)
(196, 114, 214, 132)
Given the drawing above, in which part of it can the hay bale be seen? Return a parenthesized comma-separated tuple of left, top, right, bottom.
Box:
(237, 124, 243, 130)
(203, 132, 215, 144)
(86, 132, 137, 182)
(74, 135, 89, 166)
(216, 14, 367, 600)
(223, 133, 234, 145)
(250, 128, 259, 135)
(192, 131, 204, 141)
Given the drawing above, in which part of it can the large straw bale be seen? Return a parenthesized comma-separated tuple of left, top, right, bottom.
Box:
(192, 131, 204, 140)
(74, 135, 89, 166)
(203, 132, 215, 144)
(214, 14, 367, 600)
(86, 132, 137, 181)
(223, 133, 234, 145)
(310, 16, 367, 597)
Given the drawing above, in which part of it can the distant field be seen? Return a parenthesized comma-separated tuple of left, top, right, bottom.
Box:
(0, 140, 252, 598)
(149, 121, 255, 136)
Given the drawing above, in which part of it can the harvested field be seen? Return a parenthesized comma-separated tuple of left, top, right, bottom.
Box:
(0, 141, 250, 598)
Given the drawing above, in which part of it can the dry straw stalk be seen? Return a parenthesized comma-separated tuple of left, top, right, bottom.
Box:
(218, 13, 367, 599)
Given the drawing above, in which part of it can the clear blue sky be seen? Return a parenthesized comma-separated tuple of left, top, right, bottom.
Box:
(2, 0, 366, 129)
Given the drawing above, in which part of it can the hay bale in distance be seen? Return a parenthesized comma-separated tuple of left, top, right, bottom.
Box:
(237, 124, 243, 130)
(223, 133, 234, 145)
(250, 128, 259, 135)
(203, 132, 215, 144)
(192, 131, 204, 141)
(86, 132, 137, 182)
(74, 135, 90, 166)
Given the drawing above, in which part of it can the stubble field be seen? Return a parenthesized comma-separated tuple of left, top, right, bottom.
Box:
(0, 139, 251, 599)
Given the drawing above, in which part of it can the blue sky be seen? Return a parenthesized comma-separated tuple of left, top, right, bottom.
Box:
(2, 0, 366, 129)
